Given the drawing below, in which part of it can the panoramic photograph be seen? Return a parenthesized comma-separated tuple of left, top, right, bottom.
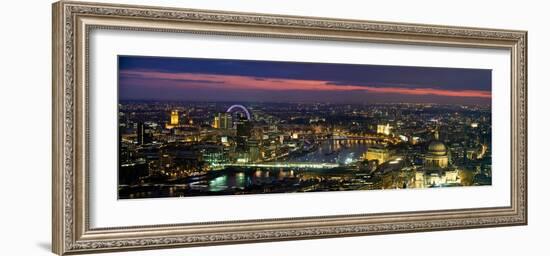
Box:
(117, 56, 492, 199)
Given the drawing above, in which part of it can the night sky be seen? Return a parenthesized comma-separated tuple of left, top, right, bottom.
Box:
(118, 56, 492, 104)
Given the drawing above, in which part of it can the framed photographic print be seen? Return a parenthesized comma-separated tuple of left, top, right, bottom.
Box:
(52, 1, 527, 255)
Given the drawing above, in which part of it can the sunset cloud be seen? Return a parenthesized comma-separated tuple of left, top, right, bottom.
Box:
(120, 70, 491, 99)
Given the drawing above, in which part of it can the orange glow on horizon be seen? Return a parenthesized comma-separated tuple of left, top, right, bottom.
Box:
(120, 70, 491, 99)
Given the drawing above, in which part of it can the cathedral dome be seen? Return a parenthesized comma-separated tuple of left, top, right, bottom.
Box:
(428, 141, 447, 155)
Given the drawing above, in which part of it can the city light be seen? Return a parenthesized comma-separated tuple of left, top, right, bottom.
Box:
(117, 56, 492, 199)
(119, 101, 491, 199)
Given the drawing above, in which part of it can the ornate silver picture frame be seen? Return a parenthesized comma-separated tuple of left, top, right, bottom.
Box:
(52, 1, 527, 255)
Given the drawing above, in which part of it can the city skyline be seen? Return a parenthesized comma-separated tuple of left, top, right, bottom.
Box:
(118, 56, 492, 199)
(119, 56, 492, 105)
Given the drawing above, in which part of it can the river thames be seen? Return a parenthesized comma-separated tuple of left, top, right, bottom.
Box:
(118, 140, 373, 199)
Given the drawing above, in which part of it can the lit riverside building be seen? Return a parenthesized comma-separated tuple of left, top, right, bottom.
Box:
(165, 110, 179, 129)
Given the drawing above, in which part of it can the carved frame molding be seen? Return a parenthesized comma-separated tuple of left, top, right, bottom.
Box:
(52, 1, 527, 255)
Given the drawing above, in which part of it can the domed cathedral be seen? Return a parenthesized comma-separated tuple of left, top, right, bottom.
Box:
(414, 128, 459, 188)
(424, 130, 450, 170)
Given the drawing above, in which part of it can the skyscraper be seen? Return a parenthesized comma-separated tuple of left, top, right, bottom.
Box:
(136, 122, 152, 145)
(236, 120, 252, 137)
(213, 113, 232, 129)
(212, 115, 221, 129)
(220, 113, 233, 130)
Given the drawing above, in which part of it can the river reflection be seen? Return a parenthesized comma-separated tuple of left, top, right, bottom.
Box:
(289, 139, 369, 163)
(119, 140, 371, 199)
(206, 169, 297, 192)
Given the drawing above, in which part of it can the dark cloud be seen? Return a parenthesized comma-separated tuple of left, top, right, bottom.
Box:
(118, 55, 492, 104)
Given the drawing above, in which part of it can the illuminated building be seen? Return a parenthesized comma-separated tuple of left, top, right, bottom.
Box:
(171, 110, 179, 125)
(170, 125, 201, 142)
(220, 113, 232, 129)
(136, 122, 145, 145)
(414, 170, 425, 188)
(424, 131, 449, 169)
(421, 170, 459, 187)
(220, 136, 228, 144)
(466, 148, 477, 160)
(466, 144, 488, 160)
(415, 130, 459, 187)
(202, 145, 229, 166)
(363, 146, 392, 164)
(377, 123, 392, 135)
(213, 112, 233, 129)
(212, 116, 221, 129)
(165, 110, 180, 129)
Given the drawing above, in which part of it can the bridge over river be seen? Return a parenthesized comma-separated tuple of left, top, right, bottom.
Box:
(214, 162, 340, 169)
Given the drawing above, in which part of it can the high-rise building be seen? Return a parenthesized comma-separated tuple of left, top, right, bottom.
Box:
(233, 119, 252, 152)
(137, 122, 144, 145)
(220, 113, 232, 130)
(236, 120, 252, 137)
(136, 122, 152, 145)
(212, 115, 221, 129)
(213, 113, 232, 129)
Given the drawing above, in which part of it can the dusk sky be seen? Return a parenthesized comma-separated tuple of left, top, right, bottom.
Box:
(118, 56, 492, 104)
